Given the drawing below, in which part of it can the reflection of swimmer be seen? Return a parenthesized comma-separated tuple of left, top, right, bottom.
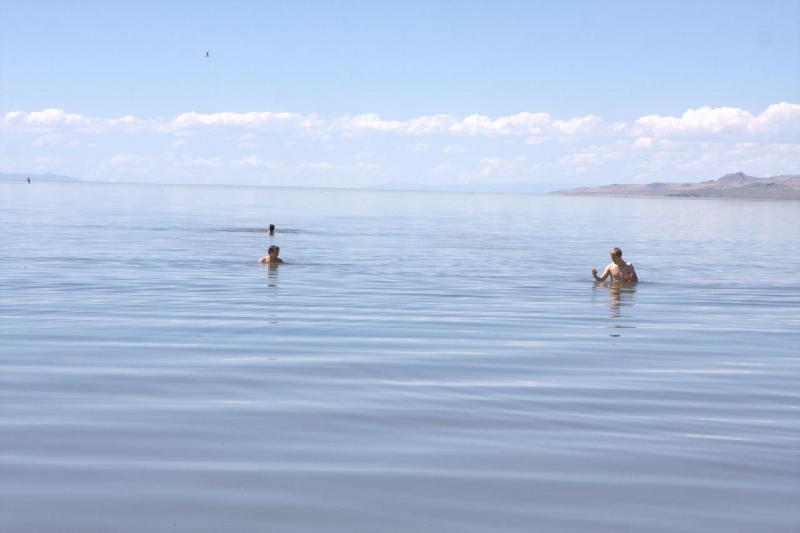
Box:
(592, 247, 638, 283)
(609, 282, 636, 317)
(266, 262, 279, 287)
(594, 281, 637, 319)
(259, 245, 283, 264)
(269, 224, 275, 236)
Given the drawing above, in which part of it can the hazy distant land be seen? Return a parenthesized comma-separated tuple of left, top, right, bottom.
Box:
(0, 172, 81, 183)
(553, 173, 800, 200)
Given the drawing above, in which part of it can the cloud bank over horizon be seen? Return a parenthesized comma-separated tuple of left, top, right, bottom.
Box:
(2, 102, 799, 190)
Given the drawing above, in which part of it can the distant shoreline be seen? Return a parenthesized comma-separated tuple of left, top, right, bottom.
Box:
(0, 172, 81, 183)
(552, 172, 800, 201)
(5, 171, 800, 200)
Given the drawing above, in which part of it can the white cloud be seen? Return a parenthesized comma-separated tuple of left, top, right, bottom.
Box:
(297, 162, 334, 173)
(234, 155, 275, 168)
(2, 107, 605, 142)
(478, 155, 526, 177)
(451, 112, 548, 137)
(0, 102, 800, 144)
(6, 108, 89, 127)
(104, 153, 157, 176)
(336, 113, 453, 136)
(5, 103, 798, 145)
(552, 115, 603, 136)
(33, 133, 63, 146)
(442, 144, 465, 154)
(169, 111, 323, 134)
(449, 112, 602, 141)
(4, 109, 143, 133)
(170, 155, 226, 168)
(633, 102, 800, 141)
(559, 142, 628, 174)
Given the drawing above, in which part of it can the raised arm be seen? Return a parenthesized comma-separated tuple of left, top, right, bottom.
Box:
(592, 264, 611, 282)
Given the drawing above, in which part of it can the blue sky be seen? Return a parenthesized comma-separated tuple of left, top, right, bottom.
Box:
(1, 0, 798, 190)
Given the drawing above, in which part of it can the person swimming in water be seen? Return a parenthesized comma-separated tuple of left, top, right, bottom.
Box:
(592, 247, 638, 283)
(268, 224, 275, 236)
(259, 245, 283, 264)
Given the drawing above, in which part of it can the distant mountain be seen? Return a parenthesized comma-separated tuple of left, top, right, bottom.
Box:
(553, 173, 800, 200)
(0, 172, 82, 182)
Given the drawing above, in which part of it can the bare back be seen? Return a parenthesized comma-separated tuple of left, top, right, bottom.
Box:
(604, 261, 637, 282)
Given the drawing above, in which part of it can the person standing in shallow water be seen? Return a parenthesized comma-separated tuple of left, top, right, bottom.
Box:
(259, 245, 283, 264)
(593, 247, 638, 283)
(268, 224, 275, 236)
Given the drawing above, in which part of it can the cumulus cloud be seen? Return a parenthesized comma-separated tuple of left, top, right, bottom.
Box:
(335, 113, 454, 136)
(169, 111, 323, 133)
(6, 109, 90, 128)
(449, 112, 603, 142)
(4, 108, 143, 133)
(4, 103, 799, 148)
(633, 102, 800, 141)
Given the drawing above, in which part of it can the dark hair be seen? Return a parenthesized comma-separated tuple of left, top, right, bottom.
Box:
(268, 245, 279, 253)
(610, 247, 622, 258)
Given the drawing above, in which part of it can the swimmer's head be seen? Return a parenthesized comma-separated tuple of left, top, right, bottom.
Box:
(610, 247, 622, 260)
(268, 245, 280, 257)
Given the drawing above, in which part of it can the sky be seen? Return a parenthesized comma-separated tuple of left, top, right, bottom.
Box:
(1, 0, 799, 190)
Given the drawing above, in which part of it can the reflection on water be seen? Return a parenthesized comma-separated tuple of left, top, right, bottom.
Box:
(593, 281, 637, 316)
(594, 281, 637, 337)
(1, 183, 799, 533)
(265, 262, 279, 288)
(610, 281, 637, 317)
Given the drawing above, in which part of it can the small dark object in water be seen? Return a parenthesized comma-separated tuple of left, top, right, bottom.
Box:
(269, 224, 275, 235)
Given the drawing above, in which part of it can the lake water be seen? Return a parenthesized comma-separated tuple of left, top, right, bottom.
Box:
(1, 182, 798, 532)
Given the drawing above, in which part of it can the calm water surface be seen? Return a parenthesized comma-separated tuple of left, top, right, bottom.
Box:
(1, 182, 798, 532)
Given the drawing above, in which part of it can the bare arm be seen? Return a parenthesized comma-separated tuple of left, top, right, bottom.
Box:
(628, 263, 638, 282)
(592, 264, 611, 282)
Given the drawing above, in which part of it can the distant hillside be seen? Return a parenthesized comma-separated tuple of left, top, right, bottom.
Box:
(0, 172, 82, 183)
(553, 173, 800, 200)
